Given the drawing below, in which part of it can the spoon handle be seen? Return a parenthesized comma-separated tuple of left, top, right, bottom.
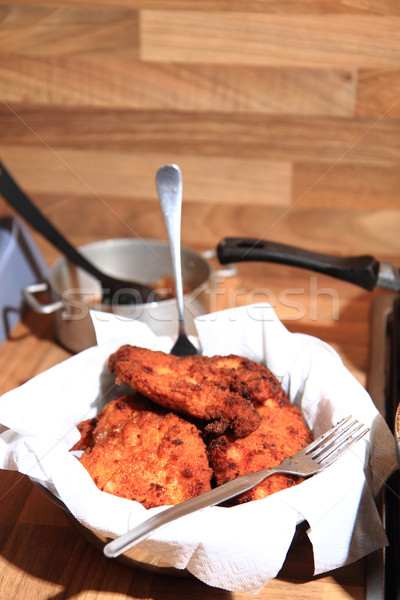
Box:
(0, 161, 109, 283)
(156, 164, 185, 328)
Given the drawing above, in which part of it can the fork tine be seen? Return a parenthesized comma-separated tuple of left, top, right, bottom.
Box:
(317, 425, 370, 467)
(310, 418, 362, 461)
(305, 415, 351, 455)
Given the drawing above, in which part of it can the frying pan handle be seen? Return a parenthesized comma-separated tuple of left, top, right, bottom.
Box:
(217, 237, 380, 291)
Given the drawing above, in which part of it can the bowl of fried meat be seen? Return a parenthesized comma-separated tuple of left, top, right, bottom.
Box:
(62, 339, 315, 576)
(1, 304, 391, 593)
(72, 345, 312, 512)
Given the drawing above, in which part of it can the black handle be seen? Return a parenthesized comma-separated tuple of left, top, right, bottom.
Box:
(217, 237, 380, 291)
(0, 162, 162, 304)
(0, 161, 115, 285)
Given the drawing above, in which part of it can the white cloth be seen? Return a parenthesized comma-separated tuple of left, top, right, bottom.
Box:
(0, 303, 396, 593)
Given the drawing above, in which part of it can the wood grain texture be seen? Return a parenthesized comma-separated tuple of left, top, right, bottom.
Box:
(141, 12, 400, 68)
(293, 163, 400, 210)
(0, 3, 399, 593)
(0, 5, 139, 57)
(0, 57, 358, 116)
(2, 0, 400, 13)
(356, 69, 400, 118)
(0, 145, 292, 206)
(1, 107, 399, 167)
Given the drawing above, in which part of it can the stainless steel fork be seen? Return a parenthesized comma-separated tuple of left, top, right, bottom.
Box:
(156, 164, 198, 357)
(104, 415, 369, 558)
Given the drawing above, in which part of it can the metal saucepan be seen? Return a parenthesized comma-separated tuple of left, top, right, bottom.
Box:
(217, 237, 400, 292)
(23, 238, 235, 353)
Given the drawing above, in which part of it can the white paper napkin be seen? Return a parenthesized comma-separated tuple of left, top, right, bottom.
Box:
(0, 303, 397, 593)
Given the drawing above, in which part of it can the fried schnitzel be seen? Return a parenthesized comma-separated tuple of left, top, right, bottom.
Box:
(72, 417, 96, 451)
(208, 396, 313, 504)
(76, 394, 213, 508)
(204, 354, 289, 407)
(73, 347, 313, 508)
(108, 345, 264, 438)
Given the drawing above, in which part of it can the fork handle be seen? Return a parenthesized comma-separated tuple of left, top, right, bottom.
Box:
(104, 467, 278, 558)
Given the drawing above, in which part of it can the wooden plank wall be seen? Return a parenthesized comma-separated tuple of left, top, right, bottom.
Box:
(0, 0, 399, 263)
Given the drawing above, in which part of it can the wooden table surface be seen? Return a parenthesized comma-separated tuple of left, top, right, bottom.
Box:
(0, 2, 399, 596)
(0, 261, 388, 600)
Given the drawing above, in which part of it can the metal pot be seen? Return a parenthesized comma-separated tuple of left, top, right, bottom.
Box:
(23, 238, 235, 353)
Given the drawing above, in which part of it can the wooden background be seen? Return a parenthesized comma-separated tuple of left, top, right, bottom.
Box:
(0, 4, 400, 598)
(1, 0, 399, 384)
(0, 0, 399, 261)
(0, 1, 399, 375)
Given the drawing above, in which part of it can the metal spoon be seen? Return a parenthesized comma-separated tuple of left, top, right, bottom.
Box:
(0, 161, 158, 304)
(156, 164, 198, 356)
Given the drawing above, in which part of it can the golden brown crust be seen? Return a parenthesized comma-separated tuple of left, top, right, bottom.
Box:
(108, 345, 264, 438)
(208, 398, 313, 504)
(78, 394, 213, 509)
(211, 355, 289, 407)
(71, 417, 97, 451)
(74, 348, 313, 508)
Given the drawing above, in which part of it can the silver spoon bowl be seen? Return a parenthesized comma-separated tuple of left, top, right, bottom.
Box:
(156, 164, 198, 356)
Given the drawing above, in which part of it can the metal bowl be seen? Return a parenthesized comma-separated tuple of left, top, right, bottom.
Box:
(32, 480, 187, 575)
(23, 238, 231, 353)
(33, 480, 307, 577)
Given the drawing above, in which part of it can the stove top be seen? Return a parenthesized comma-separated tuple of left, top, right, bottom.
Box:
(367, 293, 400, 599)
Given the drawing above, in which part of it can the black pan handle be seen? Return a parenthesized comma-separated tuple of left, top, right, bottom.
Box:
(217, 237, 380, 291)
